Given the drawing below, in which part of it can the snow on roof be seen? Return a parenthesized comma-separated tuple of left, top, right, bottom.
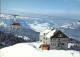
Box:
(46, 30, 56, 38)
(40, 29, 51, 35)
(40, 28, 56, 38)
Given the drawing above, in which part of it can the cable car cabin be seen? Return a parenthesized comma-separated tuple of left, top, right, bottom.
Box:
(11, 22, 20, 27)
(39, 44, 50, 50)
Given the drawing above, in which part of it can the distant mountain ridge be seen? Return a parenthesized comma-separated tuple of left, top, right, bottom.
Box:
(0, 14, 80, 41)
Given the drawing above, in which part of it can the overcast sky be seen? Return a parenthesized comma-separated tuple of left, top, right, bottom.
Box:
(1, 0, 80, 19)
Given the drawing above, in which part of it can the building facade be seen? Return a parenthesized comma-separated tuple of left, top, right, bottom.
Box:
(39, 28, 69, 50)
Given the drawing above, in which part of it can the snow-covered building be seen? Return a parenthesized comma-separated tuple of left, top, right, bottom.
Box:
(39, 28, 69, 50)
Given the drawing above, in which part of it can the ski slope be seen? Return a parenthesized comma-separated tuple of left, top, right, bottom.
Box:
(0, 42, 80, 57)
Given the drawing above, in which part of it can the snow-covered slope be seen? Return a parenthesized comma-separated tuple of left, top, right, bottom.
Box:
(0, 42, 80, 57)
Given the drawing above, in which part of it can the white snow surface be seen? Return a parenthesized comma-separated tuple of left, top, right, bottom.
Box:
(60, 24, 75, 29)
(18, 36, 29, 40)
(0, 42, 80, 57)
(0, 22, 7, 27)
(68, 43, 75, 48)
(40, 28, 51, 35)
(28, 23, 50, 32)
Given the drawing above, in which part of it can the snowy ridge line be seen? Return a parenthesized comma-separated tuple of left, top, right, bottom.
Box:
(1, 9, 80, 21)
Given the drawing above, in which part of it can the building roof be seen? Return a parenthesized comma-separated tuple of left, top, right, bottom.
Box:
(46, 30, 56, 38)
(40, 29, 51, 35)
(40, 28, 69, 38)
(51, 30, 69, 38)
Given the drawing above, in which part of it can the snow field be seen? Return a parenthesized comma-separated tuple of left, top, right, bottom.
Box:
(0, 42, 80, 57)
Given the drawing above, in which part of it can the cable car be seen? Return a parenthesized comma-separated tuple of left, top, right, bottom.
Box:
(11, 22, 20, 27)
(11, 15, 20, 27)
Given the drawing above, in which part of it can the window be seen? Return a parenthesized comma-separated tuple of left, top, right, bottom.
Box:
(43, 45, 49, 47)
(52, 39, 54, 41)
(54, 43, 56, 46)
(62, 39, 67, 41)
(58, 34, 63, 37)
(51, 39, 55, 41)
(51, 43, 54, 45)
(40, 40, 42, 42)
(53, 43, 54, 45)
(44, 37, 45, 39)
